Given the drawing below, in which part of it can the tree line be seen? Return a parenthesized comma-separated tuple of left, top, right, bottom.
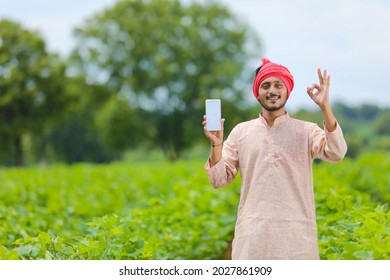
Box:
(0, 0, 262, 166)
(0, 0, 388, 166)
(292, 103, 390, 158)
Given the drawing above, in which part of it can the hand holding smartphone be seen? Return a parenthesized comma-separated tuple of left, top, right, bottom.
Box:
(205, 99, 221, 131)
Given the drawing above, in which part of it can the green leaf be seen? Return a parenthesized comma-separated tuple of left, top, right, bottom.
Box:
(0, 245, 19, 260)
(353, 250, 374, 260)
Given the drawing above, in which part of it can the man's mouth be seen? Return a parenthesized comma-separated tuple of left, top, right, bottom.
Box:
(266, 94, 281, 101)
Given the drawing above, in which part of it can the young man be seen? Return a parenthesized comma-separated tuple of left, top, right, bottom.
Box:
(202, 58, 347, 260)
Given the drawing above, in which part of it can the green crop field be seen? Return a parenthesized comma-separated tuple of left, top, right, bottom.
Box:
(0, 153, 389, 260)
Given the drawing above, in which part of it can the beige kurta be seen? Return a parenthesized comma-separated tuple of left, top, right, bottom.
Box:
(205, 112, 347, 260)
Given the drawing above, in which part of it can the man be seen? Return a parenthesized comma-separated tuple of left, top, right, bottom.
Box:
(202, 58, 347, 260)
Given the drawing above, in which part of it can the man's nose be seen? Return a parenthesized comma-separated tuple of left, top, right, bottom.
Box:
(269, 85, 278, 93)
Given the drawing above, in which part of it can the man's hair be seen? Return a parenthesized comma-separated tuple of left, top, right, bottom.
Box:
(255, 66, 262, 75)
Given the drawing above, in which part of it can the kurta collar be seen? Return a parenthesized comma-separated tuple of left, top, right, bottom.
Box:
(258, 111, 290, 127)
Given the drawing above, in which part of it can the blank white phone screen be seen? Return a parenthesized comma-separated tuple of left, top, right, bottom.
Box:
(205, 99, 221, 131)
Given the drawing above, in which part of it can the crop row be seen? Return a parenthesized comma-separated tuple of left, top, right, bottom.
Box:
(0, 153, 389, 259)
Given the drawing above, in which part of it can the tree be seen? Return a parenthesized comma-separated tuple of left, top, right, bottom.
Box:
(70, 0, 261, 160)
(95, 95, 150, 158)
(44, 78, 112, 163)
(0, 19, 70, 165)
(374, 111, 390, 135)
(359, 104, 382, 122)
(344, 133, 365, 158)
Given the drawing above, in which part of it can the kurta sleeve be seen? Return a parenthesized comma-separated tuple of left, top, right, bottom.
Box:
(310, 122, 348, 162)
(204, 127, 240, 188)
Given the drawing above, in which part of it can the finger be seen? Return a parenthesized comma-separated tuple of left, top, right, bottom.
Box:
(308, 83, 319, 93)
(322, 69, 328, 85)
(221, 118, 225, 131)
(309, 84, 322, 98)
(326, 74, 331, 94)
(307, 87, 314, 99)
(317, 68, 323, 83)
(203, 118, 208, 130)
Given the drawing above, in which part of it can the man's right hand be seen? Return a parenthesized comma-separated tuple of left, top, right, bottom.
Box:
(202, 115, 225, 146)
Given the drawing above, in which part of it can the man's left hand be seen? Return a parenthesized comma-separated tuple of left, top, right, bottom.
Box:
(307, 68, 330, 109)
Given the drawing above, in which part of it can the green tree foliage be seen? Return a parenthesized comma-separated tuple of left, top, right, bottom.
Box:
(45, 78, 112, 163)
(292, 103, 390, 158)
(45, 74, 150, 163)
(70, 0, 261, 160)
(96, 96, 149, 157)
(374, 111, 390, 135)
(0, 19, 71, 165)
(291, 109, 323, 126)
(344, 134, 365, 159)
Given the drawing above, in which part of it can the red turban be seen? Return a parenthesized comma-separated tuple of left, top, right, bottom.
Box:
(252, 58, 294, 101)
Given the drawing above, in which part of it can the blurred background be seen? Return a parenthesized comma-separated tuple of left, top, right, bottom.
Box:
(0, 0, 389, 261)
(1, 0, 389, 166)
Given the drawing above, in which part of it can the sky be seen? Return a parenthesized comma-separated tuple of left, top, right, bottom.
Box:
(1, 0, 390, 111)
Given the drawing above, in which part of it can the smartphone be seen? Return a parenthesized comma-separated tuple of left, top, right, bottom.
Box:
(205, 99, 221, 131)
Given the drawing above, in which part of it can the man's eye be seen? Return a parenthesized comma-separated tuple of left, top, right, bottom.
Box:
(275, 84, 283, 89)
(261, 84, 269, 89)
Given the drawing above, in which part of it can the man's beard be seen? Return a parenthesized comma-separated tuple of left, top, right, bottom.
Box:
(259, 95, 288, 112)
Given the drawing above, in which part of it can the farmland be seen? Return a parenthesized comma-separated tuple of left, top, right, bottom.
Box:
(0, 153, 389, 260)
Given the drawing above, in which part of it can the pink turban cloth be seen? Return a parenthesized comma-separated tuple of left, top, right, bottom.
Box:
(252, 58, 294, 101)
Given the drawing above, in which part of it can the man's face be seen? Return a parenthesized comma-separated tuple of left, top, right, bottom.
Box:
(257, 77, 288, 112)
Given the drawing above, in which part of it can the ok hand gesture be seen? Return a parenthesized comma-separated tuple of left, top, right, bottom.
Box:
(307, 68, 331, 109)
(307, 68, 338, 132)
